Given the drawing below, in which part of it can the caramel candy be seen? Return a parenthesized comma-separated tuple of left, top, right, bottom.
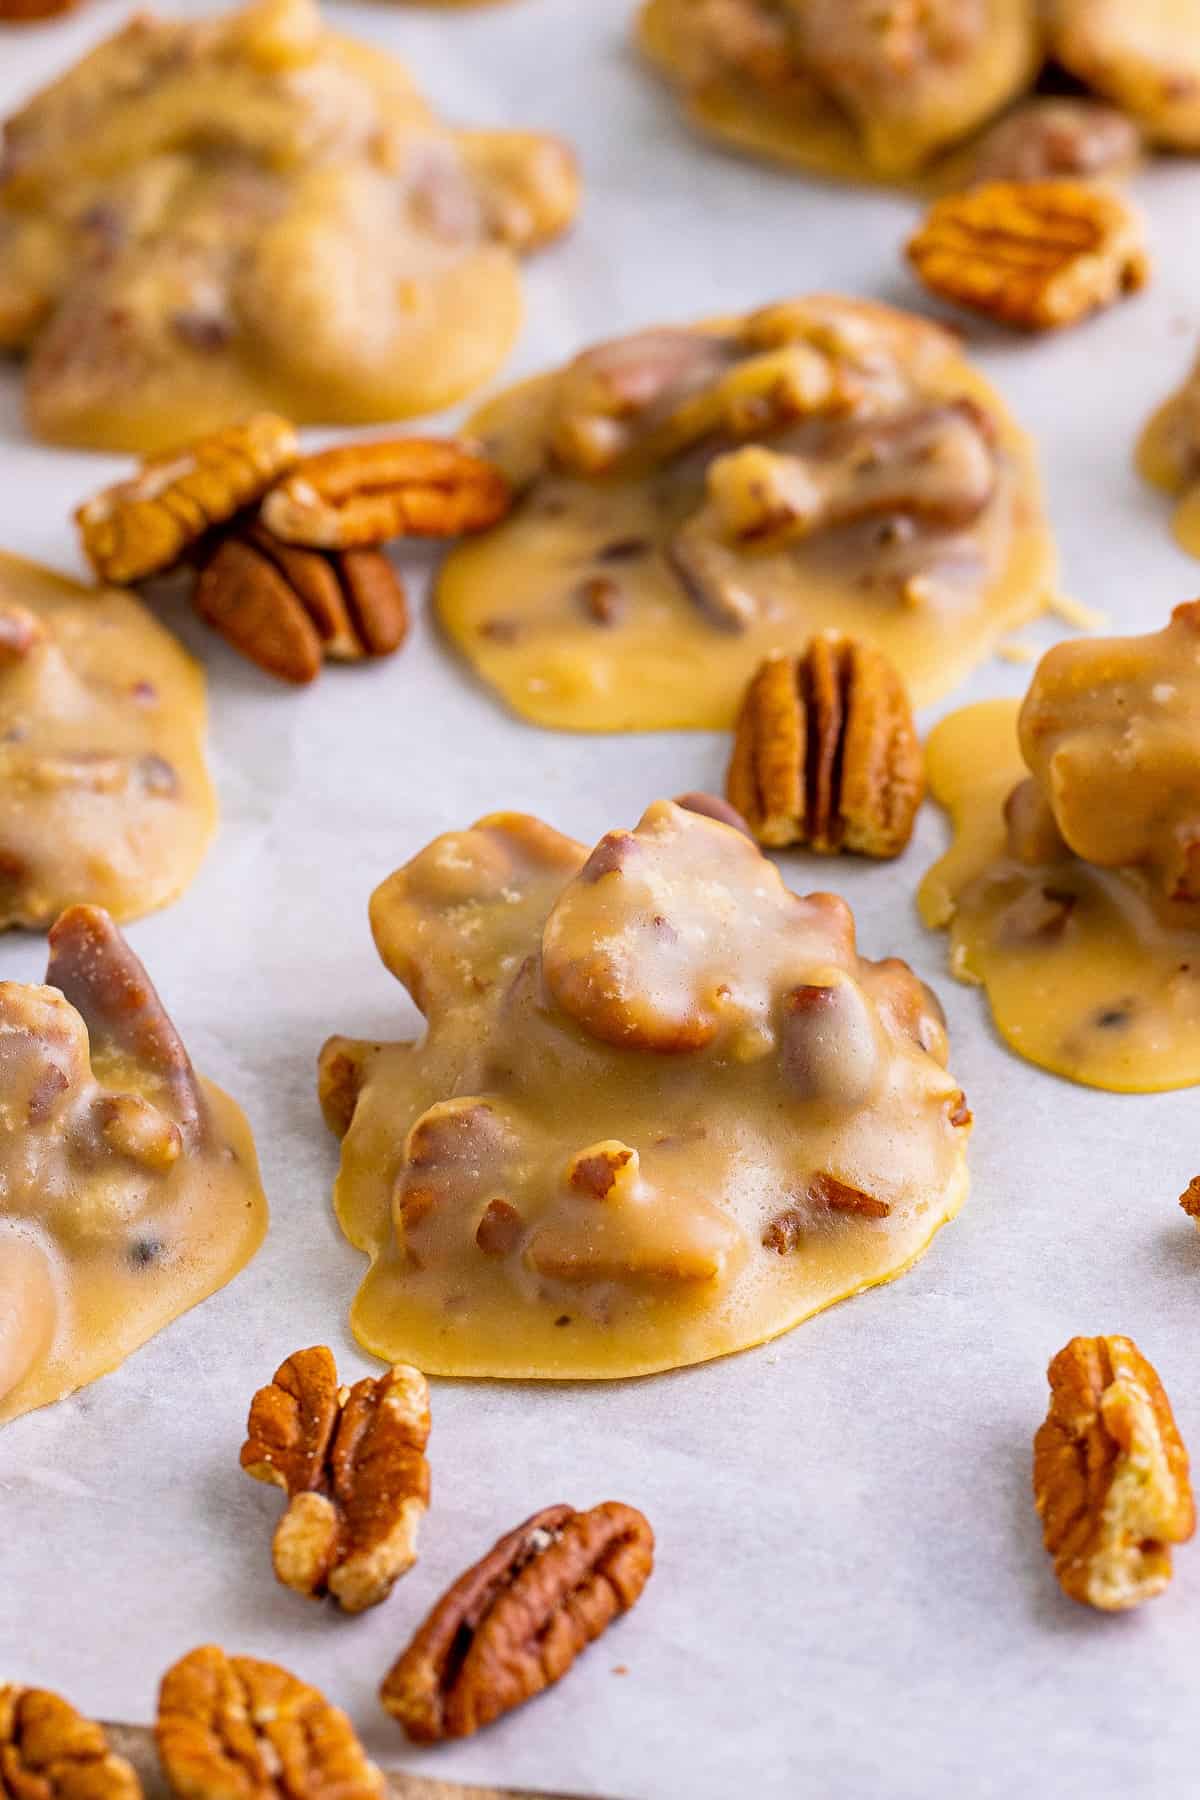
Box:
(0, 907, 267, 1422)
(920, 604, 1200, 1091)
(320, 800, 969, 1379)
(436, 295, 1055, 730)
(0, 0, 577, 451)
(0, 551, 215, 931)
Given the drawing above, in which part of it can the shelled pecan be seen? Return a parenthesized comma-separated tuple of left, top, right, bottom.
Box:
(156, 1646, 384, 1800)
(726, 638, 924, 855)
(240, 1346, 430, 1614)
(0, 1686, 142, 1800)
(1180, 1178, 1200, 1225)
(260, 439, 511, 549)
(1033, 1335, 1195, 1610)
(75, 416, 299, 585)
(194, 525, 408, 685)
(380, 1501, 654, 1741)
(906, 179, 1149, 331)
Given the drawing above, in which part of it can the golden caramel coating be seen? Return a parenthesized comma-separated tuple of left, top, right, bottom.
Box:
(321, 800, 969, 1379)
(0, 0, 578, 451)
(381, 1503, 654, 1742)
(726, 638, 924, 855)
(906, 180, 1149, 331)
(1049, 0, 1200, 151)
(437, 295, 1055, 730)
(0, 907, 266, 1422)
(241, 1346, 431, 1613)
(962, 98, 1141, 185)
(921, 606, 1200, 1091)
(637, 0, 1041, 182)
(1139, 350, 1200, 557)
(1034, 1336, 1195, 1611)
(0, 551, 215, 931)
(157, 1648, 383, 1800)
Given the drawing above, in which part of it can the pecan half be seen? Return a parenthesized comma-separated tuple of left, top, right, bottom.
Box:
(156, 1646, 384, 1800)
(194, 525, 408, 685)
(380, 1501, 654, 1742)
(0, 0, 78, 15)
(259, 440, 511, 550)
(964, 99, 1142, 186)
(0, 1686, 142, 1800)
(906, 180, 1149, 331)
(726, 639, 924, 856)
(241, 1346, 431, 1614)
(75, 416, 299, 585)
(1180, 1177, 1200, 1224)
(1033, 1335, 1195, 1610)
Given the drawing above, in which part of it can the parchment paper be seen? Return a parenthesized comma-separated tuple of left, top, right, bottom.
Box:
(3, 7, 1200, 1796)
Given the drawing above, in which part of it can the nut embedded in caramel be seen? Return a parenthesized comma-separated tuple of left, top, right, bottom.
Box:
(906, 179, 1149, 331)
(0, 905, 267, 1422)
(437, 294, 1056, 730)
(241, 1346, 431, 1613)
(1033, 1335, 1195, 1611)
(320, 798, 969, 1379)
(726, 637, 924, 855)
(380, 1503, 654, 1741)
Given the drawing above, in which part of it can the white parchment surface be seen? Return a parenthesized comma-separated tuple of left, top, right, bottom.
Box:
(3, 7, 1200, 1796)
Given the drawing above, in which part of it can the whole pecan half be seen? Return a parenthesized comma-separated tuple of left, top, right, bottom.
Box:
(1181, 1177, 1200, 1224)
(194, 524, 408, 685)
(75, 416, 299, 586)
(1033, 1335, 1195, 1610)
(906, 179, 1148, 332)
(0, 1686, 142, 1800)
(380, 1501, 654, 1742)
(259, 439, 511, 550)
(240, 1346, 431, 1614)
(726, 637, 924, 855)
(157, 1647, 384, 1800)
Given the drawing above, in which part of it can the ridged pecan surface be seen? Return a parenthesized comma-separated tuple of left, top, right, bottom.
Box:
(0, 1687, 141, 1800)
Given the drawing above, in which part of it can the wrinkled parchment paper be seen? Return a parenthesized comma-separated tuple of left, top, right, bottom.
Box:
(3, 7, 1200, 1796)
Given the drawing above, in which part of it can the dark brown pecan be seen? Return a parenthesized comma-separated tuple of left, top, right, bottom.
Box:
(0, 1687, 142, 1800)
(1181, 1177, 1200, 1222)
(380, 1501, 654, 1742)
(241, 1347, 431, 1614)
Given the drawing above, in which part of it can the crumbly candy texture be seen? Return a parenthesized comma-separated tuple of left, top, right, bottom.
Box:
(0, 906, 267, 1422)
(380, 1502, 654, 1741)
(1033, 1335, 1195, 1611)
(436, 294, 1056, 730)
(0, 550, 216, 931)
(0, 1686, 142, 1800)
(156, 1647, 384, 1800)
(0, 0, 578, 451)
(319, 798, 970, 1379)
(240, 1346, 431, 1612)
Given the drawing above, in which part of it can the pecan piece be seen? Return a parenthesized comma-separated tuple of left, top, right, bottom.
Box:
(906, 180, 1149, 332)
(156, 1646, 384, 1800)
(1033, 1335, 1195, 1611)
(0, 0, 78, 16)
(380, 1501, 654, 1742)
(0, 1687, 141, 1800)
(75, 416, 299, 585)
(241, 1346, 431, 1614)
(964, 99, 1141, 186)
(1180, 1177, 1200, 1225)
(259, 440, 511, 550)
(726, 639, 924, 856)
(194, 526, 408, 685)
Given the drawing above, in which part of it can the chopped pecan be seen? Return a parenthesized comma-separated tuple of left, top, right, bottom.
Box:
(316, 1035, 380, 1139)
(673, 790, 752, 835)
(259, 439, 511, 550)
(779, 979, 881, 1105)
(0, 604, 43, 665)
(1180, 1177, 1200, 1223)
(1033, 1335, 1195, 1611)
(380, 1501, 654, 1742)
(157, 1646, 385, 1800)
(241, 1346, 431, 1614)
(194, 525, 408, 685)
(458, 129, 580, 252)
(763, 1173, 890, 1252)
(906, 180, 1149, 332)
(75, 415, 299, 585)
(726, 638, 924, 856)
(964, 99, 1142, 186)
(0, 1688, 141, 1800)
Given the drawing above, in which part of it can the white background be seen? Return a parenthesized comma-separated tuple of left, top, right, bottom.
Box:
(3, 6, 1200, 1796)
